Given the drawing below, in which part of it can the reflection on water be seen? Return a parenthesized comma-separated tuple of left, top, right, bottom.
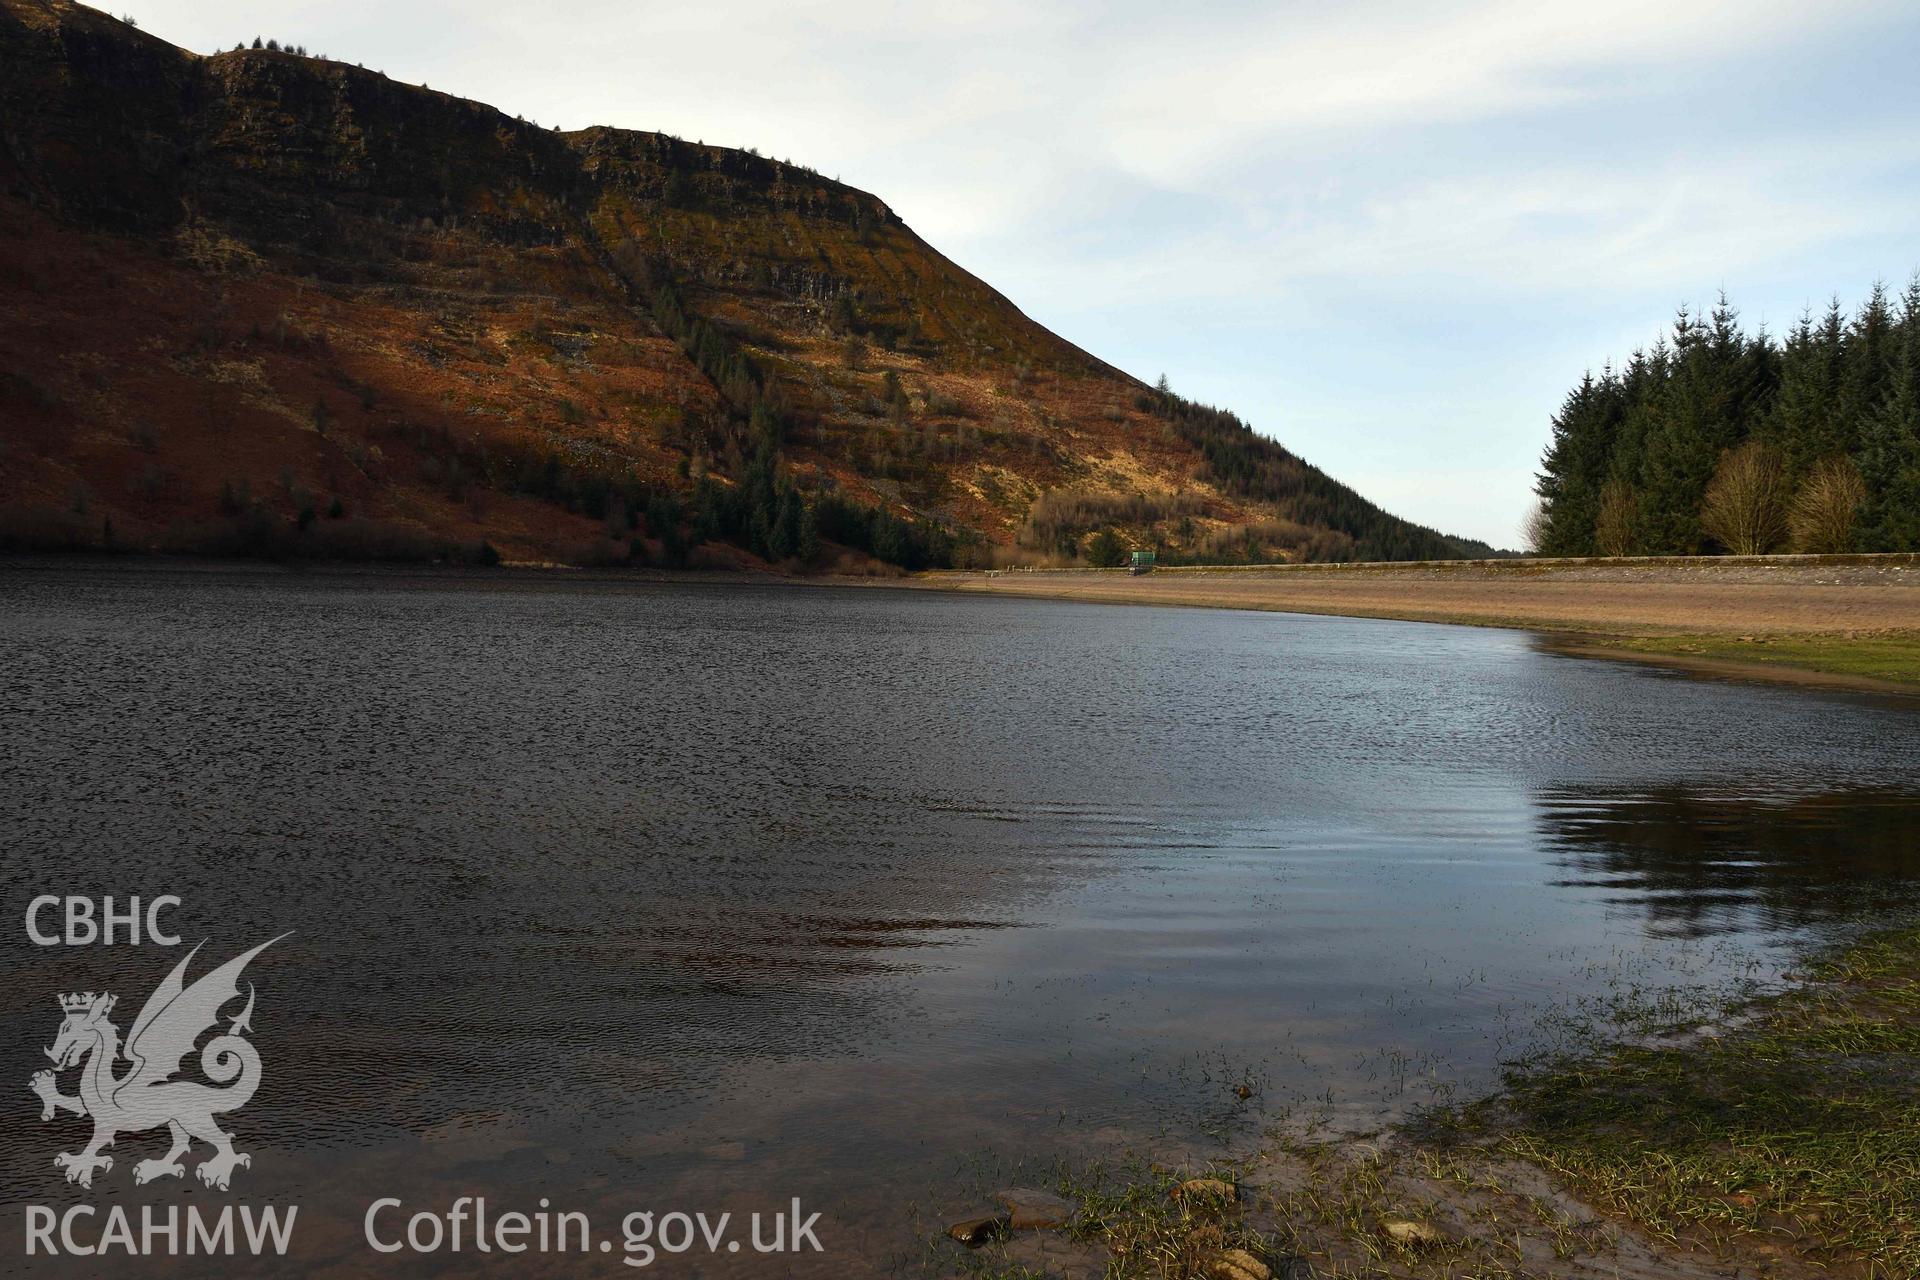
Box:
(1541, 786, 1920, 936)
(1, 568, 1917, 1275)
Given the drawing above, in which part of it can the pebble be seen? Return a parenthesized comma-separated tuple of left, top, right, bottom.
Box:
(946, 1214, 1009, 1246)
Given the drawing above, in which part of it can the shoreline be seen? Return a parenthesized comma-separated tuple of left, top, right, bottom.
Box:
(8, 551, 1919, 696)
(948, 923, 1920, 1279)
(905, 558, 1920, 697)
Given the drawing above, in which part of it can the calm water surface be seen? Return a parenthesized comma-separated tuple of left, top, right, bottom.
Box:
(2, 568, 1918, 1275)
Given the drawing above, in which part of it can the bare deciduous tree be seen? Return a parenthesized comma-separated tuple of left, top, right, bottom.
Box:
(1788, 455, 1866, 554)
(1521, 498, 1550, 555)
(1594, 476, 1637, 557)
(1699, 440, 1787, 555)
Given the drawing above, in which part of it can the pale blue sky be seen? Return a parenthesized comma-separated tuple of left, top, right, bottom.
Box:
(131, 1, 1920, 546)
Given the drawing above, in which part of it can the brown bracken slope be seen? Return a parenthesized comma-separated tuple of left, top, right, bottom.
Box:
(0, 0, 1494, 567)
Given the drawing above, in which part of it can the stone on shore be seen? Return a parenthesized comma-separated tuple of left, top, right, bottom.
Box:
(1172, 1177, 1238, 1205)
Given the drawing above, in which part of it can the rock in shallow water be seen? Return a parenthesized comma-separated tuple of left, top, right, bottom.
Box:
(945, 1214, 1010, 1246)
(994, 1187, 1078, 1229)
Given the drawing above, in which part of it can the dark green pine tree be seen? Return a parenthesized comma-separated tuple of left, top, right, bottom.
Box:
(1607, 343, 1665, 546)
(1638, 306, 1738, 552)
(645, 491, 687, 565)
(770, 487, 802, 560)
(739, 439, 781, 558)
(1766, 306, 1842, 481)
(1734, 317, 1782, 433)
(1837, 281, 1894, 456)
(1534, 371, 1619, 554)
(1857, 276, 1920, 550)
(1085, 527, 1128, 567)
(1645, 295, 1773, 553)
(870, 511, 908, 565)
(796, 501, 822, 563)
(691, 477, 725, 546)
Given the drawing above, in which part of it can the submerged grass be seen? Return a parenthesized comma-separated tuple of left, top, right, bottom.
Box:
(1455, 924, 1920, 1276)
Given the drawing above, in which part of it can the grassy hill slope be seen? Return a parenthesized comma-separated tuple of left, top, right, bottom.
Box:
(0, 0, 1496, 568)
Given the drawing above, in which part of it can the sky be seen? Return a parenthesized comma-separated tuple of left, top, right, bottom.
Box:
(127, 1, 1920, 547)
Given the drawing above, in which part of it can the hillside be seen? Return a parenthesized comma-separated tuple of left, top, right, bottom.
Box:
(0, 0, 1496, 568)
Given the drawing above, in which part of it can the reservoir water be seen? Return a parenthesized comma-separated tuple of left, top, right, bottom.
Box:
(3, 568, 1917, 1275)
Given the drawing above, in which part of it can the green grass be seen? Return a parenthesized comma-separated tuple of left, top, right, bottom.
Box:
(1610, 632, 1920, 686)
(944, 1160, 1281, 1280)
(1464, 925, 1920, 1276)
(1058, 1162, 1273, 1279)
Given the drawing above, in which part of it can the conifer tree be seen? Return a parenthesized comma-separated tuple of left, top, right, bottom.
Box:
(1858, 276, 1920, 549)
(1533, 280, 1920, 556)
(1638, 305, 1742, 553)
(1534, 373, 1608, 554)
(1767, 308, 1838, 480)
(797, 501, 821, 563)
(1838, 282, 1894, 455)
(770, 488, 801, 560)
(1086, 527, 1128, 567)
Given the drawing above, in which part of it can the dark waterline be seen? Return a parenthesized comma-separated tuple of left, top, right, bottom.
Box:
(3, 569, 1918, 1275)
